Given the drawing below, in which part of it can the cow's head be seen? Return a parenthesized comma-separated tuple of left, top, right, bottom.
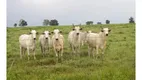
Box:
(42, 31, 51, 39)
(53, 29, 62, 41)
(72, 24, 82, 36)
(29, 30, 38, 40)
(101, 28, 111, 36)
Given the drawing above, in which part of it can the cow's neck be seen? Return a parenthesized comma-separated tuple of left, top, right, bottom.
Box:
(74, 34, 80, 41)
(29, 35, 36, 45)
(99, 32, 107, 43)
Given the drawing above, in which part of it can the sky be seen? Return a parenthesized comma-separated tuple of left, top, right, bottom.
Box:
(7, 0, 135, 27)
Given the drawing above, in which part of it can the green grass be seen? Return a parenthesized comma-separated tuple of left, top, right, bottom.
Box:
(7, 24, 135, 80)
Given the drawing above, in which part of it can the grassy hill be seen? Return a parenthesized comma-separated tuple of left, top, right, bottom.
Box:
(7, 24, 135, 80)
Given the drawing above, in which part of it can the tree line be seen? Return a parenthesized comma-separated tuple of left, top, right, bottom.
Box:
(42, 19, 59, 26)
(86, 17, 135, 25)
(86, 19, 110, 25)
(13, 17, 135, 27)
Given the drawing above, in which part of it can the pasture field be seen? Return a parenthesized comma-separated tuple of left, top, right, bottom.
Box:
(7, 24, 135, 80)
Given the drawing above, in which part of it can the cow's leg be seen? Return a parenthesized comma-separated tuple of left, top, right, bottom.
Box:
(78, 45, 81, 56)
(61, 48, 63, 57)
(27, 47, 30, 60)
(43, 47, 46, 56)
(82, 41, 84, 46)
(72, 45, 76, 55)
(57, 51, 60, 62)
(41, 46, 44, 57)
(96, 46, 99, 59)
(33, 49, 36, 60)
(48, 46, 50, 56)
(53, 46, 58, 57)
(92, 48, 95, 58)
(23, 48, 26, 55)
(77, 48, 80, 57)
(88, 46, 91, 57)
(74, 47, 78, 56)
(101, 47, 105, 61)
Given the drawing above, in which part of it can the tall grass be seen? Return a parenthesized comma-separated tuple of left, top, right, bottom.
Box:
(7, 24, 135, 80)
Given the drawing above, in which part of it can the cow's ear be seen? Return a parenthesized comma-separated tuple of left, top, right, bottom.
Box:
(36, 32, 39, 35)
(29, 32, 32, 34)
(60, 31, 62, 33)
(80, 28, 82, 30)
(101, 29, 104, 32)
(72, 28, 75, 31)
(51, 32, 54, 34)
(109, 29, 111, 32)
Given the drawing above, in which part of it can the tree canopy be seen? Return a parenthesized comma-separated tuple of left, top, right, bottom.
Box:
(86, 21, 93, 25)
(19, 19, 28, 27)
(49, 19, 59, 26)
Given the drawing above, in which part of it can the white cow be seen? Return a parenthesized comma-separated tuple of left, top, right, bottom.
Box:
(80, 31, 87, 46)
(52, 29, 64, 59)
(68, 24, 82, 55)
(86, 28, 111, 58)
(80, 31, 92, 46)
(39, 31, 51, 57)
(19, 30, 38, 60)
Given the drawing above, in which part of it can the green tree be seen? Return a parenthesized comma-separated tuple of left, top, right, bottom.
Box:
(106, 20, 110, 24)
(43, 19, 49, 26)
(19, 19, 28, 27)
(14, 23, 17, 27)
(129, 17, 135, 23)
(49, 19, 59, 26)
(86, 21, 93, 25)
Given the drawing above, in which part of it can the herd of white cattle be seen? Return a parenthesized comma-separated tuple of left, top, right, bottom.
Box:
(19, 24, 111, 60)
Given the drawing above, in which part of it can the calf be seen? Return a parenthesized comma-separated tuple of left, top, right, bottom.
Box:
(86, 28, 111, 58)
(19, 30, 38, 60)
(39, 31, 51, 57)
(68, 24, 82, 56)
(52, 29, 64, 59)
